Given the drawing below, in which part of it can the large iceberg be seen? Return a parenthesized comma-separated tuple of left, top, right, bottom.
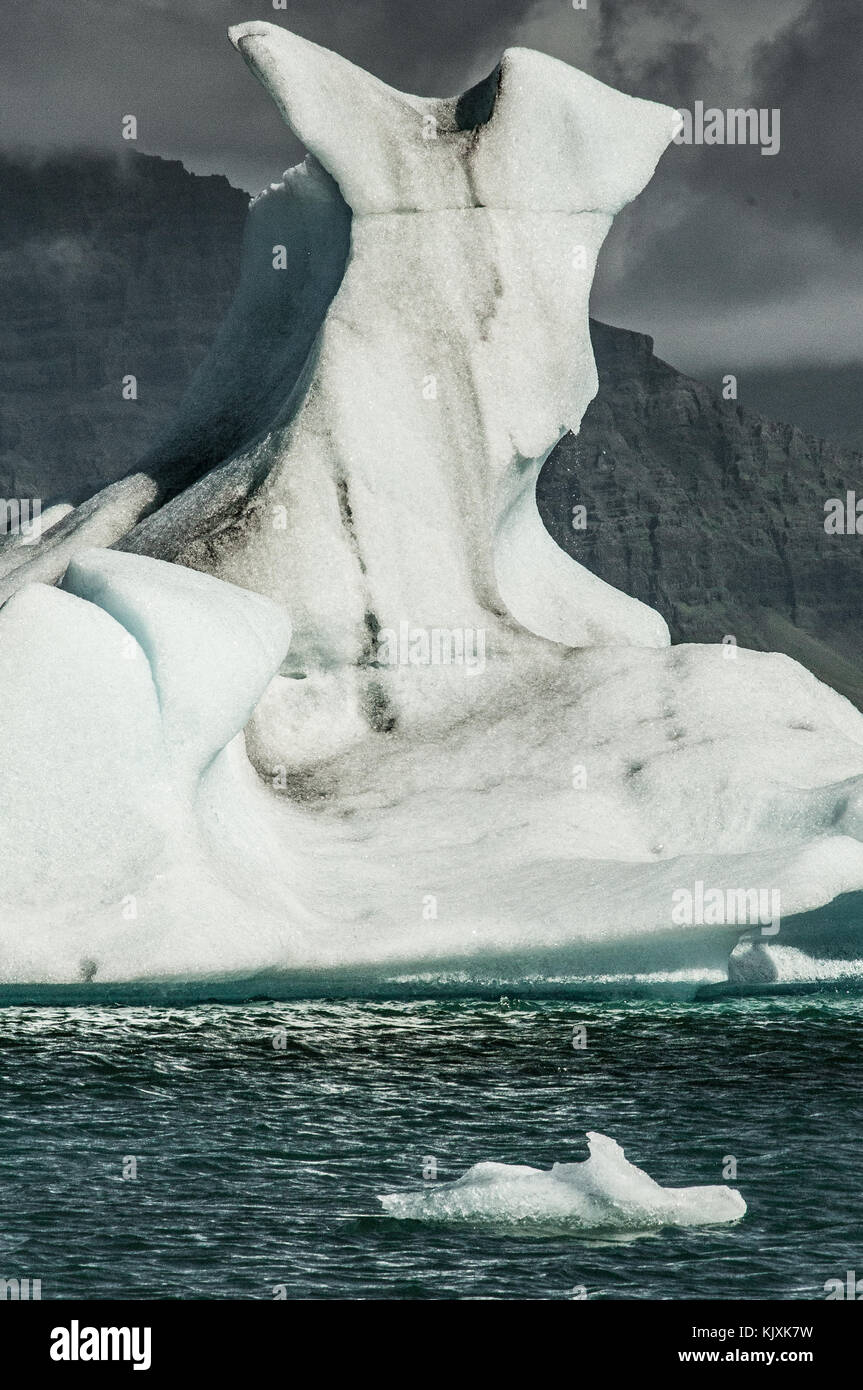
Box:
(1, 24, 863, 996)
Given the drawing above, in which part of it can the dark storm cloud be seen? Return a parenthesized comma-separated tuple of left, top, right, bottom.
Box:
(580, 0, 863, 372)
(591, 0, 715, 105)
(639, 0, 863, 249)
(0, 0, 539, 190)
(749, 0, 863, 242)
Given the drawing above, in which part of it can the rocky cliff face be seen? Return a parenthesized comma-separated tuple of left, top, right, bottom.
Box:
(0, 152, 248, 502)
(2, 153, 860, 701)
(539, 322, 863, 705)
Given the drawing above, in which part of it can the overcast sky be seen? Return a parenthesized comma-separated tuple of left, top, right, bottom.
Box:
(2, 0, 860, 427)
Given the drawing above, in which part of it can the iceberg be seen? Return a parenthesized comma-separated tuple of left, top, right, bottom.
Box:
(379, 1132, 746, 1231)
(1, 24, 863, 995)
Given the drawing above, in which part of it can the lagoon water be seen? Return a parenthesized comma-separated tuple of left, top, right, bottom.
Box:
(0, 996, 859, 1300)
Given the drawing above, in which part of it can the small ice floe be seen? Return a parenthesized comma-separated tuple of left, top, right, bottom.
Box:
(379, 1132, 745, 1232)
(729, 938, 863, 987)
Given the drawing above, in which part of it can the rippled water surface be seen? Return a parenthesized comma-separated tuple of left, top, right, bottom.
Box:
(0, 996, 860, 1299)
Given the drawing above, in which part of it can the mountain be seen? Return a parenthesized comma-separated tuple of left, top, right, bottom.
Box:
(538, 323, 863, 706)
(1, 151, 861, 703)
(0, 151, 247, 502)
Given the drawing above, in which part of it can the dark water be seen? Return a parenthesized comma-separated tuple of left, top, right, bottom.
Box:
(0, 996, 860, 1300)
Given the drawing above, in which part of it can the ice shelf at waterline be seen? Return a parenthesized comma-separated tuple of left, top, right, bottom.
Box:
(1, 24, 863, 993)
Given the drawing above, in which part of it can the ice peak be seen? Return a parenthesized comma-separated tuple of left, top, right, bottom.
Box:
(227, 21, 679, 216)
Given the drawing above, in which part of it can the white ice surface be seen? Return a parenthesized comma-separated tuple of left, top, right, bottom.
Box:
(119, 22, 678, 696)
(379, 1132, 746, 1231)
(63, 548, 291, 783)
(1, 549, 863, 988)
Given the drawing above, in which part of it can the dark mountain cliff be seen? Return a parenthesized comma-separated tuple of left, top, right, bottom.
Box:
(539, 323, 863, 704)
(0, 152, 247, 501)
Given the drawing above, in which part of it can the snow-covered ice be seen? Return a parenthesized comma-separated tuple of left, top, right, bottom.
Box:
(1, 543, 863, 991)
(379, 1132, 746, 1231)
